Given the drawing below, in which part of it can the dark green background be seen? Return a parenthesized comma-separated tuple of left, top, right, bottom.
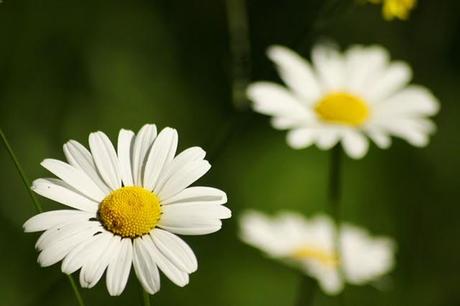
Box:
(1, 0, 459, 305)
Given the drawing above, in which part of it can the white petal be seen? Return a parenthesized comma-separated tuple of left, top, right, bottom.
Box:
(143, 128, 178, 191)
(117, 129, 135, 187)
(37, 223, 99, 267)
(162, 186, 227, 206)
(366, 61, 412, 103)
(23, 210, 92, 232)
(315, 129, 340, 150)
(80, 233, 119, 288)
(312, 44, 345, 92)
(267, 45, 321, 102)
(341, 130, 369, 159)
(147, 234, 189, 287)
(132, 124, 157, 186)
(341, 224, 395, 285)
(158, 224, 222, 236)
(133, 237, 161, 295)
(286, 128, 317, 149)
(32, 178, 99, 212)
(158, 160, 211, 201)
(159, 203, 228, 235)
(151, 229, 197, 273)
(63, 140, 111, 194)
(35, 220, 100, 251)
(106, 238, 133, 296)
(247, 82, 312, 126)
(89, 131, 121, 190)
(41, 159, 106, 202)
(366, 129, 392, 149)
(345, 45, 388, 95)
(61, 231, 109, 274)
(155, 147, 206, 194)
(373, 85, 440, 117)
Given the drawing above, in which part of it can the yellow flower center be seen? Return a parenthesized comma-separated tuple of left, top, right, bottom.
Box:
(98, 186, 161, 238)
(314, 92, 369, 126)
(291, 246, 339, 267)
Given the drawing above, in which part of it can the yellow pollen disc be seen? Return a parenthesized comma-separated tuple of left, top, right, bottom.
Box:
(98, 186, 161, 238)
(314, 92, 370, 126)
(291, 246, 339, 267)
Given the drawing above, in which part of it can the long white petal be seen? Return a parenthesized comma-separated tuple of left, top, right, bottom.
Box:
(32, 178, 99, 212)
(41, 159, 106, 202)
(267, 45, 321, 103)
(162, 186, 227, 206)
(61, 231, 109, 274)
(312, 44, 345, 92)
(80, 233, 119, 288)
(158, 224, 222, 236)
(146, 235, 189, 287)
(63, 140, 111, 194)
(132, 124, 157, 186)
(151, 229, 197, 273)
(143, 127, 178, 191)
(89, 131, 121, 190)
(366, 61, 412, 103)
(23, 210, 93, 232)
(133, 237, 161, 295)
(158, 160, 211, 201)
(106, 238, 133, 296)
(37, 223, 99, 267)
(341, 130, 369, 159)
(117, 129, 135, 187)
(155, 147, 206, 194)
(286, 128, 317, 149)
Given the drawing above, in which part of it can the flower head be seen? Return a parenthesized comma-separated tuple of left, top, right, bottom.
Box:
(240, 211, 395, 295)
(247, 44, 439, 158)
(24, 124, 231, 296)
(368, 0, 416, 20)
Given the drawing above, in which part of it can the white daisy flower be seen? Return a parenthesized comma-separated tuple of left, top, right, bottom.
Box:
(240, 211, 395, 295)
(23, 124, 231, 296)
(247, 44, 439, 159)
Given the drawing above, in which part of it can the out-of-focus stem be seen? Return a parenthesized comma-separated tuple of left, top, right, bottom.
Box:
(225, 0, 251, 110)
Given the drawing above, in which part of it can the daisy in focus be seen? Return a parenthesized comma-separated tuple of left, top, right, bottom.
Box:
(247, 44, 439, 159)
(368, 0, 416, 20)
(23, 124, 231, 296)
(240, 211, 395, 294)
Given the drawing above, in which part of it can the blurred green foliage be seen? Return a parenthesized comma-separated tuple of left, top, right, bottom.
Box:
(1, 0, 460, 305)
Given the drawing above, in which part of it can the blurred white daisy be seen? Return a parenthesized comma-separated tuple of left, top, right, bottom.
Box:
(240, 211, 395, 295)
(24, 124, 231, 296)
(247, 44, 439, 159)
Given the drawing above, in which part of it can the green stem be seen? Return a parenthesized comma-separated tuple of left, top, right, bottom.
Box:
(225, 0, 251, 110)
(295, 274, 318, 306)
(0, 128, 42, 212)
(0, 128, 86, 306)
(67, 275, 86, 306)
(143, 289, 151, 306)
(328, 145, 345, 306)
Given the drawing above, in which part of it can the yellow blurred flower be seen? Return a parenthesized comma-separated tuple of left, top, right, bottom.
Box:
(369, 0, 417, 20)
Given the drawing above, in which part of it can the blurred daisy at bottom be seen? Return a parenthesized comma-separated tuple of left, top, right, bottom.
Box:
(23, 124, 231, 296)
(240, 211, 395, 295)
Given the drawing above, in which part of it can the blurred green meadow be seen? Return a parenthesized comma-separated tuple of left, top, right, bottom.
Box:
(1, 0, 460, 305)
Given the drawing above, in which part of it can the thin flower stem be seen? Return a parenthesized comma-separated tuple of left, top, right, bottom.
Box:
(143, 289, 151, 306)
(0, 128, 86, 306)
(67, 275, 86, 306)
(225, 0, 251, 110)
(0, 128, 42, 212)
(295, 274, 318, 306)
(328, 145, 345, 306)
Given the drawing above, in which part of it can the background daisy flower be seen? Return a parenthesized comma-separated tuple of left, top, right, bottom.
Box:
(240, 211, 395, 295)
(23, 124, 231, 296)
(247, 44, 439, 159)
